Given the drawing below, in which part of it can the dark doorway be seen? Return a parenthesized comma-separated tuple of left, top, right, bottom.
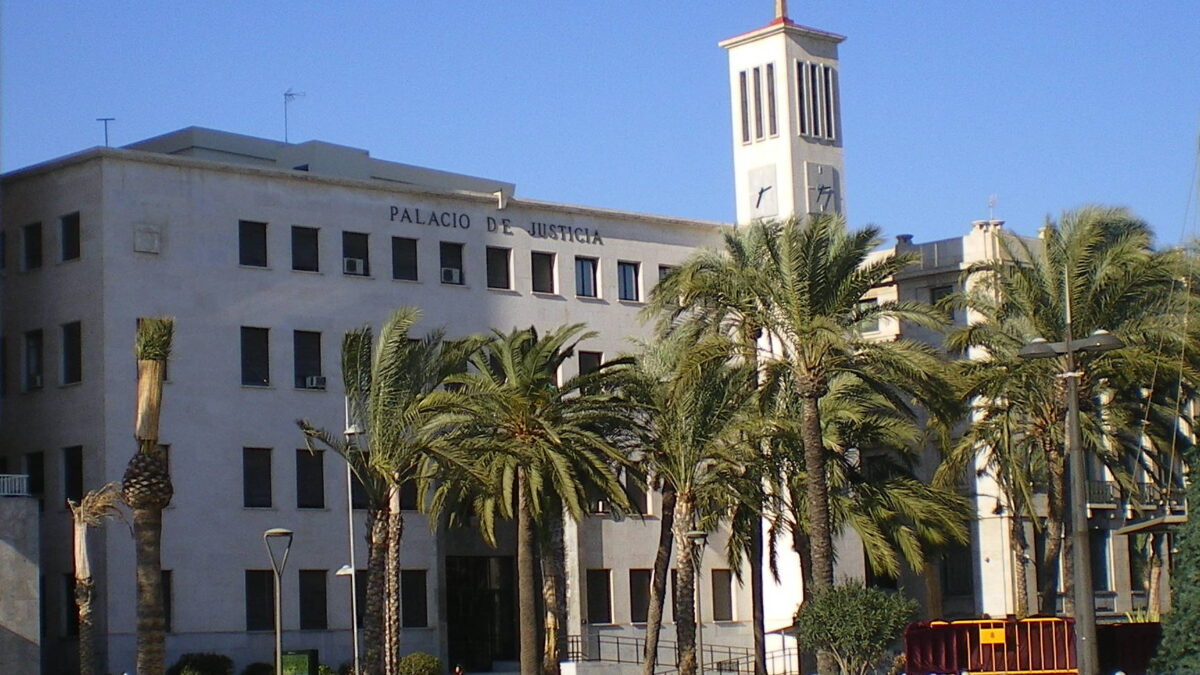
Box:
(446, 556, 517, 672)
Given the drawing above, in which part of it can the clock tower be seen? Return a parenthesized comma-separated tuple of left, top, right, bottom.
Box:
(720, 1, 846, 224)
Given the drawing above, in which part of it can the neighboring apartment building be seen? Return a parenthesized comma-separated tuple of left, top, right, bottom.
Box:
(0, 7, 1181, 675)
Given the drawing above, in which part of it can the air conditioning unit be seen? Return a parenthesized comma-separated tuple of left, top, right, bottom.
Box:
(343, 257, 366, 275)
(29, 374, 43, 389)
(441, 267, 462, 284)
(304, 375, 327, 390)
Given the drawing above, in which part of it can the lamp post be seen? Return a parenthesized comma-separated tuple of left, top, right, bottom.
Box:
(1018, 294, 1124, 675)
(336, 565, 359, 675)
(685, 530, 708, 675)
(344, 398, 365, 675)
(264, 528, 294, 675)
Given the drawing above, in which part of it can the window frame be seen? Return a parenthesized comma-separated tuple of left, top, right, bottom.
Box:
(242, 447, 273, 508)
(24, 329, 44, 391)
(711, 569, 734, 622)
(296, 449, 325, 509)
(617, 261, 641, 302)
(240, 326, 271, 387)
(585, 568, 613, 624)
(392, 236, 419, 281)
(531, 251, 557, 294)
(61, 321, 82, 385)
(298, 569, 329, 630)
(342, 231, 371, 277)
(293, 330, 323, 390)
(400, 569, 429, 628)
(439, 241, 465, 285)
(575, 256, 599, 298)
(238, 220, 268, 268)
(60, 212, 81, 262)
(291, 225, 320, 272)
(629, 569, 652, 624)
(245, 569, 275, 631)
(63, 445, 83, 505)
(486, 246, 512, 290)
(22, 222, 42, 271)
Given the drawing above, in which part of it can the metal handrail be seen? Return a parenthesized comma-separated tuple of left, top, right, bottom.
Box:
(0, 474, 30, 497)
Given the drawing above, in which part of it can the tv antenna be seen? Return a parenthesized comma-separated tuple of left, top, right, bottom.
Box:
(96, 118, 115, 147)
(283, 88, 306, 143)
(988, 194, 998, 221)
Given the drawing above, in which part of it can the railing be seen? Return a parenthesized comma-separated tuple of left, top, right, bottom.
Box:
(0, 474, 30, 497)
(1081, 480, 1186, 510)
(566, 634, 754, 674)
(703, 646, 801, 675)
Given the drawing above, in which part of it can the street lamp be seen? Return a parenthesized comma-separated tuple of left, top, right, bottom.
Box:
(1019, 316, 1123, 675)
(344, 398, 366, 675)
(685, 530, 708, 675)
(335, 564, 359, 675)
(264, 527, 294, 675)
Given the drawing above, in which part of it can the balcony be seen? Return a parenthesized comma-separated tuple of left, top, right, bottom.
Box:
(1085, 480, 1186, 510)
(0, 474, 31, 497)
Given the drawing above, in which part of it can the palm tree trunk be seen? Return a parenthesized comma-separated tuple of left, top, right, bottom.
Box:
(749, 512, 767, 675)
(384, 489, 403, 675)
(1011, 516, 1031, 617)
(363, 505, 390, 675)
(75, 576, 96, 675)
(1148, 532, 1165, 615)
(1039, 443, 1066, 615)
(673, 493, 699, 675)
(793, 524, 816, 675)
(642, 486, 676, 675)
(133, 506, 166, 674)
(541, 509, 567, 675)
(922, 560, 943, 619)
(518, 473, 542, 675)
(798, 389, 836, 675)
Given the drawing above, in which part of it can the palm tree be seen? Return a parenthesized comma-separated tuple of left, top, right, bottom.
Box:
(429, 324, 641, 675)
(299, 307, 480, 675)
(69, 482, 125, 675)
(121, 316, 173, 675)
(631, 334, 756, 675)
(947, 206, 1188, 613)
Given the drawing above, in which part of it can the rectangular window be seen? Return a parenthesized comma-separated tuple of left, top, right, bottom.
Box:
(629, 569, 652, 624)
(856, 298, 879, 333)
(25, 451, 44, 496)
(293, 331, 323, 389)
(579, 351, 602, 376)
(63, 446, 83, 504)
(350, 471, 370, 509)
(440, 242, 464, 285)
(401, 569, 428, 628)
(354, 568, 367, 627)
(162, 570, 173, 633)
(796, 61, 810, 136)
(711, 569, 734, 621)
(752, 66, 764, 140)
(239, 220, 268, 267)
(62, 321, 82, 384)
(64, 574, 79, 636)
(930, 285, 954, 321)
(343, 231, 370, 276)
(299, 569, 328, 630)
(624, 468, 649, 516)
(22, 222, 42, 270)
(575, 257, 598, 297)
(392, 237, 418, 281)
(296, 450, 325, 509)
(486, 246, 512, 289)
(766, 63, 777, 136)
(245, 570, 274, 631)
(240, 327, 270, 386)
(61, 213, 81, 261)
(618, 261, 640, 301)
(658, 265, 675, 281)
(1091, 530, 1111, 592)
(739, 71, 750, 143)
(291, 226, 319, 272)
(586, 569, 612, 624)
(809, 63, 823, 138)
(940, 543, 974, 597)
(532, 252, 556, 293)
(243, 448, 272, 508)
(399, 479, 420, 511)
(24, 329, 44, 390)
(822, 65, 837, 141)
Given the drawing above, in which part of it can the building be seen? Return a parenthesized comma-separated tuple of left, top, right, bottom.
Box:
(0, 5, 1180, 675)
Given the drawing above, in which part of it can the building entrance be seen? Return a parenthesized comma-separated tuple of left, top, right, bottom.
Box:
(446, 556, 517, 672)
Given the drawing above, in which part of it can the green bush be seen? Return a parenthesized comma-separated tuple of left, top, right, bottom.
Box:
(167, 652, 234, 675)
(318, 665, 337, 675)
(793, 582, 917, 675)
(396, 651, 443, 675)
(239, 663, 273, 675)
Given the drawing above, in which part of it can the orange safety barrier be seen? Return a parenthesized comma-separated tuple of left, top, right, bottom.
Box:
(905, 617, 1076, 675)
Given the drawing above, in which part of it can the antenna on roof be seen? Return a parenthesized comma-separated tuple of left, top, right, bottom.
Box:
(775, 0, 788, 20)
(96, 118, 115, 147)
(988, 194, 998, 221)
(283, 88, 306, 143)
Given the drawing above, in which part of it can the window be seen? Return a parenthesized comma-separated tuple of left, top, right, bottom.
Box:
(392, 237, 418, 281)
(440, 242, 464, 285)
(293, 331, 323, 389)
(401, 569, 428, 628)
(22, 222, 42, 270)
(399, 479, 419, 511)
(61, 213, 80, 261)
(856, 298, 879, 333)
(291, 226, 319, 272)
(586, 569, 612, 624)
(766, 63, 777, 136)
(354, 568, 367, 627)
(64, 574, 79, 636)
(579, 351, 602, 376)
(343, 231, 370, 276)
(711, 569, 734, 621)
(24, 329, 44, 390)
(629, 569, 652, 623)
(822, 65, 836, 141)
(575, 257, 598, 297)
(658, 265, 675, 281)
(486, 246, 511, 289)
(350, 471, 370, 509)
(796, 61, 809, 136)
(243, 448, 272, 508)
(162, 570, 173, 633)
(240, 327, 270, 386)
(62, 321, 82, 384)
(63, 446, 83, 504)
(245, 570, 274, 631)
(531, 252, 556, 293)
(1091, 530, 1111, 592)
(797, 61, 838, 141)
(809, 63, 823, 138)
(624, 468, 649, 516)
(940, 543, 974, 597)
(296, 450, 325, 509)
(618, 261, 640, 301)
(25, 451, 44, 497)
(752, 66, 764, 140)
(239, 220, 268, 267)
(299, 570, 328, 630)
(739, 71, 750, 143)
(930, 285, 954, 321)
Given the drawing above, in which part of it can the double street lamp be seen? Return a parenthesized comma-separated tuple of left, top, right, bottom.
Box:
(264, 528, 294, 675)
(1018, 325, 1123, 675)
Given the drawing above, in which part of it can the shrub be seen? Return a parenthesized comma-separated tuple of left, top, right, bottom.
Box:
(167, 652, 234, 675)
(240, 663, 274, 675)
(318, 665, 337, 675)
(793, 582, 917, 675)
(396, 651, 443, 675)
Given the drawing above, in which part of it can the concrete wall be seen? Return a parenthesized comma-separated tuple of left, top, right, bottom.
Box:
(0, 496, 40, 674)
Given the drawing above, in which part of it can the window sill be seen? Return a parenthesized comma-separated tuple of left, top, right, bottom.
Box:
(342, 273, 375, 280)
(618, 299, 644, 306)
(241, 384, 274, 390)
(487, 287, 520, 295)
(440, 282, 469, 288)
(59, 381, 83, 389)
(243, 506, 277, 511)
(291, 268, 323, 275)
(59, 257, 82, 266)
(531, 290, 561, 298)
(576, 296, 606, 303)
(238, 264, 272, 271)
(392, 277, 420, 284)
(294, 386, 328, 393)
(298, 506, 330, 511)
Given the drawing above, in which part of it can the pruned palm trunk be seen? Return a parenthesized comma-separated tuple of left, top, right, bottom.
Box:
(1148, 533, 1166, 614)
(75, 514, 98, 675)
(542, 510, 567, 675)
(749, 502, 767, 675)
(798, 387, 836, 675)
(792, 528, 817, 675)
(363, 505, 390, 675)
(384, 488, 403, 675)
(1039, 443, 1066, 616)
(518, 474, 542, 675)
(1011, 515, 1031, 616)
(642, 486, 676, 675)
(672, 493, 699, 675)
(923, 561, 943, 619)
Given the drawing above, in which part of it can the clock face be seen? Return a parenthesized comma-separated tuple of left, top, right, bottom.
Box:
(805, 162, 840, 214)
(748, 164, 778, 219)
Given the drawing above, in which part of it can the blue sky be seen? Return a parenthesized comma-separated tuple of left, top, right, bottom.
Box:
(3, 2, 1198, 244)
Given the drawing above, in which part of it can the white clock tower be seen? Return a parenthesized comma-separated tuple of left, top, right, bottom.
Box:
(720, 1, 846, 224)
